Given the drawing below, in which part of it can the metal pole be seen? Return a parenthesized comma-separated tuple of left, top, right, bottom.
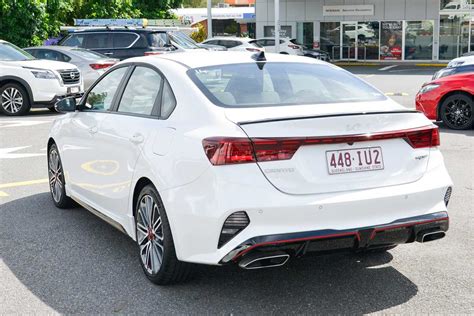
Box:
(275, 0, 280, 53)
(207, 0, 213, 39)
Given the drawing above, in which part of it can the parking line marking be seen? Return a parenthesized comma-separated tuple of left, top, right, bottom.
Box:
(379, 65, 398, 71)
(0, 178, 48, 189)
(0, 191, 9, 197)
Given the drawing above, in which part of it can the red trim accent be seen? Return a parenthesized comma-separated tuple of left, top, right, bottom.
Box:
(369, 216, 449, 240)
(232, 216, 449, 261)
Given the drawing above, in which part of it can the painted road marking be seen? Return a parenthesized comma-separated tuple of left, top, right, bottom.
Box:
(0, 120, 51, 128)
(0, 146, 45, 159)
(0, 191, 9, 197)
(0, 178, 48, 189)
(379, 65, 398, 71)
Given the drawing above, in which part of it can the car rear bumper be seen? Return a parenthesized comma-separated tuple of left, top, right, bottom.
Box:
(221, 211, 449, 264)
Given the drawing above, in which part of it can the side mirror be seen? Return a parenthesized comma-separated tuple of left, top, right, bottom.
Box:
(55, 97, 77, 112)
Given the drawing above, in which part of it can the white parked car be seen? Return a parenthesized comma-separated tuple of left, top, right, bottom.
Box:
(0, 40, 83, 115)
(447, 55, 474, 68)
(254, 37, 304, 55)
(201, 37, 264, 52)
(48, 52, 452, 285)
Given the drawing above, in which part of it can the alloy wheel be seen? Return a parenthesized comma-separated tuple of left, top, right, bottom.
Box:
(136, 194, 164, 275)
(48, 148, 63, 203)
(443, 98, 472, 129)
(1, 87, 23, 114)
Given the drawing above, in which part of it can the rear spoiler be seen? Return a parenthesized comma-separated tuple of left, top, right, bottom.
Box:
(237, 110, 420, 125)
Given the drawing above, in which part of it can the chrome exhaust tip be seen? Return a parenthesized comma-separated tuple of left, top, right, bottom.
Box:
(238, 252, 290, 270)
(416, 230, 446, 243)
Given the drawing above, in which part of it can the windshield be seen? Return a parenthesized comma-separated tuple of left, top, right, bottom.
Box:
(169, 32, 200, 49)
(71, 48, 108, 60)
(188, 63, 386, 107)
(0, 42, 35, 61)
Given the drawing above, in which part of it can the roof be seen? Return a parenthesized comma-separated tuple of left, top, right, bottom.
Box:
(151, 51, 323, 69)
(25, 46, 78, 51)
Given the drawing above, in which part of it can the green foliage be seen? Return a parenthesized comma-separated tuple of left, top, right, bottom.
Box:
(0, 0, 184, 47)
(190, 23, 206, 42)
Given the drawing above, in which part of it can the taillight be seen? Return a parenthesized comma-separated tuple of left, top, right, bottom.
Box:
(144, 51, 163, 56)
(405, 127, 440, 148)
(246, 47, 261, 52)
(89, 63, 115, 70)
(202, 126, 439, 166)
(288, 44, 300, 49)
(202, 138, 255, 165)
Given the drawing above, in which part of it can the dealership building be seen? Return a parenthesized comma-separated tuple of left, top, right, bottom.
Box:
(255, 0, 474, 61)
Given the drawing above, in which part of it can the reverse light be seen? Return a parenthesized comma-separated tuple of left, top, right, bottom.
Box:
(419, 84, 440, 94)
(202, 127, 440, 166)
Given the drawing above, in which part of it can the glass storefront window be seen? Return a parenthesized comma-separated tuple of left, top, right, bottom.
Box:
(405, 21, 434, 60)
(296, 22, 313, 49)
(264, 25, 292, 37)
(357, 22, 380, 60)
(440, 0, 474, 11)
(439, 14, 470, 59)
(320, 22, 340, 59)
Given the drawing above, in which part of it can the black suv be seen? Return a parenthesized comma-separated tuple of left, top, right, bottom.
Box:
(58, 28, 180, 60)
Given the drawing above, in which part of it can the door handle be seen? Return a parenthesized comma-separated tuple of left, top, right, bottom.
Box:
(103, 52, 113, 55)
(88, 126, 98, 134)
(129, 133, 144, 144)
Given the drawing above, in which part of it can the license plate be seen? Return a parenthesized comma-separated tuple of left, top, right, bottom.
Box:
(69, 86, 80, 94)
(326, 147, 384, 175)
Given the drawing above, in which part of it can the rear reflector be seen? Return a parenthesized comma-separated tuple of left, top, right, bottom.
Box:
(89, 63, 115, 70)
(203, 126, 440, 165)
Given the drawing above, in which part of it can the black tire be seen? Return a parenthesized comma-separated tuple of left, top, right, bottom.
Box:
(279, 52, 289, 55)
(135, 184, 193, 285)
(48, 106, 59, 113)
(48, 143, 74, 208)
(0, 82, 31, 116)
(440, 93, 473, 130)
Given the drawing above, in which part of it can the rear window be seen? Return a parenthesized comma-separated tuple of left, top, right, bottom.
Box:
(71, 48, 107, 60)
(188, 63, 386, 107)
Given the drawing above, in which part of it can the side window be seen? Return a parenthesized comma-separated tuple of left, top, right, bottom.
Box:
(160, 80, 176, 118)
(85, 67, 128, 111)
(85, 33, 110, 49)
(35, 49, 63, 61)
(117, 67, 162, 116)
(59, 52, 71, 62)
(62, 34, 85, 47)
(265, 40, 275, 46)
(206, 40, 219, 45)
(112, 33, 138, 48)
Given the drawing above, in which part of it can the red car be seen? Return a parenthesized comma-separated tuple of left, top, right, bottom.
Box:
(416, 73, 474, 130)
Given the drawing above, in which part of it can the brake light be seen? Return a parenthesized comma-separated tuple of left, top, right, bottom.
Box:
(144, 51, 163, 56)
(202, 127, 439, 166)
(405, 127, 440, 148)
(202, 138, 255, 165)
(89, 63, 115, 70)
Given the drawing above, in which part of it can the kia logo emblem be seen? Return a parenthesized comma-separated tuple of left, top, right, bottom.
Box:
(70, 72, 76, 79)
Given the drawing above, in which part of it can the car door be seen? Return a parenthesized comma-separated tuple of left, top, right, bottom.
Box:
(93, 64, 167, 218)
(62, 66, 129, 206)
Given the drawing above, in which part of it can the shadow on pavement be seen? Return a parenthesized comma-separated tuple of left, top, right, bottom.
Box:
(0, 193, 418, 314)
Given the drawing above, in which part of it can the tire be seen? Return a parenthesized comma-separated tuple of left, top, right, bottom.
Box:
(48, 106, 59, 113)
(48, 143, 74, 208)
(0, 83, 31, 116)
(440, 93, 473, 130)
(135, 184, 193, 285)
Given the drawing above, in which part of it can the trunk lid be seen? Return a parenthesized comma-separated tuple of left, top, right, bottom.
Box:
(225, 102, 435, 195)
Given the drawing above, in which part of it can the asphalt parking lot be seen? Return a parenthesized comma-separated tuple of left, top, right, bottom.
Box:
(1, 65, 473, 314)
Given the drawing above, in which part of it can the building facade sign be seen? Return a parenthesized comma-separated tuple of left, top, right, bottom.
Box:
(322, 5, 374, 16)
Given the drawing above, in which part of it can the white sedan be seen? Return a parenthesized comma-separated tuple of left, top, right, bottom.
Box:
(48, 51, 452, 285)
